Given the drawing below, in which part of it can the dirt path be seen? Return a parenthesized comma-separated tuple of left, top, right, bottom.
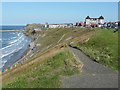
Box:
(61, 46, 118, 88)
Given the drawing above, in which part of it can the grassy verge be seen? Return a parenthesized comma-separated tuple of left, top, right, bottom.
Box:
(3, 49, 81, 88)
(71, 28, 118, 70)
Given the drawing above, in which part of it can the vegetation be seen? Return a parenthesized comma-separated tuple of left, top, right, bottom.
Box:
(36, 28, 92, 50)
(3, 50, 81, 88)
(71, 28, 119, 70)
(29, 28, 95, 61)
(2, 27, 118, 88)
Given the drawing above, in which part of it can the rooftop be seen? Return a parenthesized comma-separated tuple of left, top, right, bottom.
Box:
(86, 16, 104, 19)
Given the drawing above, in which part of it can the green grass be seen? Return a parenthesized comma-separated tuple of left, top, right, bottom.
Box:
(35, 28, 92, 52)
(72, 28, 118, 70)
(3, 27, 118, 88)
(31, 28, 87, 60)
(2, 28, 91, 88)
(3, 50, 81, 88)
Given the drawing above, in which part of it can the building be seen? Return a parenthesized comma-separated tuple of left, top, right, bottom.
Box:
(75, 22, 85, 27)
(48, 24, 65, 28)
(85, 16, 104, 27)
(47, 23, 73, 28)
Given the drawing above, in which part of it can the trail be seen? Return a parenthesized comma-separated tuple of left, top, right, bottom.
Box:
(61, 46, 118, 88)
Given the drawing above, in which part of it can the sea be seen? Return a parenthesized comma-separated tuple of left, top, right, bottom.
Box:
(0, 26, 31, 71)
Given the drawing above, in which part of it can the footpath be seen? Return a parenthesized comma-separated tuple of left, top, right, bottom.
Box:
(61, 46, 118, 88)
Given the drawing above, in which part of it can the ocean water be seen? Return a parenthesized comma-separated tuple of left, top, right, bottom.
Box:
(1, 25, 25, 30)
(0, 26, 31, 70)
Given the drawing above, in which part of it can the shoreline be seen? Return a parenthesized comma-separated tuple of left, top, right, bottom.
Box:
(12, 36, 38, 68)
(2, 34, 32, 72)
(2, 33, 39, 73)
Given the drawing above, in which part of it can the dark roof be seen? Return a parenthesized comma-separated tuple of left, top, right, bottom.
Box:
(99, 16, 104, 19)
(86, 16, 90, 19)
(85, 16, 104, 19)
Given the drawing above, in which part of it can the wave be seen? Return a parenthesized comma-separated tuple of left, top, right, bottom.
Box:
(2, 33, 22, 42)
(17, 33, 22, 36)
(1, 33, 31, 70)
(2, 36, 17, 41)
(10, 32, 17, 35)
(1, 34, 25, 50)
(1, 46, 23, 58)
(1, 49, 16, 58)
(1, 39, 25, 57)
(1, 33, 27, 59)
(0, 41, 25, 69)
(8, 35, 24, 45)
(2, 60, 7, 65)
(0, 60, 7, 70)
(9, 36, 18, 40)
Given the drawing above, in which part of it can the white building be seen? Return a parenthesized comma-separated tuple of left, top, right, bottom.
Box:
(85, 16, 104, 26)
(48, 24, 71, 28)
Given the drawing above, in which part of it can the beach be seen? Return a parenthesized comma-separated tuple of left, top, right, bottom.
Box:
(1, 26, 31, 72)
(2, 31, 40, 72)
(2, 37, 31, 71)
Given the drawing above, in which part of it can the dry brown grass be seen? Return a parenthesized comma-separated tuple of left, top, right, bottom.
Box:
(2, 44, 65, 84)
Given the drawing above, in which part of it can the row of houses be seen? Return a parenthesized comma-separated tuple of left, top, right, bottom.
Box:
(44, 23, 73, 28)
(45, 16, 105, 28)
(75, 16, 119, 29)
(27, 16, 119, 30)
(76, 21, 119, 29)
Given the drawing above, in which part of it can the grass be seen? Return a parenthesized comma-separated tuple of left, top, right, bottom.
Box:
(35, 28, 93, 52)
(2, 28, 92, 88)
(29, 28, 89, 60)
(71, 28, 119, 70)
(3, 49, 81, 88)
(3, 27, 118, 88)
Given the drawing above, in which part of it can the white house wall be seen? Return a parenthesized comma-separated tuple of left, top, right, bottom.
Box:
(99, 19, 104, 24)
(85, 19, 104, 25)
(48, 24, 68, 28)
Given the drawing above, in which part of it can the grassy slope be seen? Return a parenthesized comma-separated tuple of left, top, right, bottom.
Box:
(3, 49, 81, 88)
(29, 28, 91, 60)
(36, 28, 93, 50)
(2, 28, 90, 88)
(72, 28, 118, 70)
(3, 28, 118, 88)
(3, 28, 93, 88)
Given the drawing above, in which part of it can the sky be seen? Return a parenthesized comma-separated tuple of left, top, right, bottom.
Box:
(1, 2, 118, 25)
(1, 0, 119, 2)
